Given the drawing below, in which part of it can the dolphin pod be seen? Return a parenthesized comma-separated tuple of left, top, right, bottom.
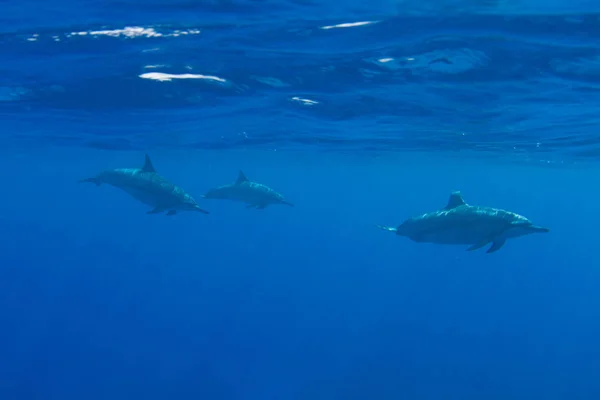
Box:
(80, 155, 548, 254)
(79, 154, 292, 215)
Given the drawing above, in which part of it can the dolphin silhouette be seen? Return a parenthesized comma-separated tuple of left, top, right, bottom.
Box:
(202, 171, 293, 209)
(377, 191, 548, 253)
(79, 154, 209, 216)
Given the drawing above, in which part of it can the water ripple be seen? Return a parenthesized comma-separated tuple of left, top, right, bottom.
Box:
(1, 5, 600, 163)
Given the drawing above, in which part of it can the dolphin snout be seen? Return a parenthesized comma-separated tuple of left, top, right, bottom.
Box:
(531, 225, 550, 233)
(79, 177, 102, 186)
(193, 205, 210, 214)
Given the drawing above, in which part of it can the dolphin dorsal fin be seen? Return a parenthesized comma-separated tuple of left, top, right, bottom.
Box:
(142, 154, 156, 173)
(235, 170, 249, 185)
(444, 191, 466, 210)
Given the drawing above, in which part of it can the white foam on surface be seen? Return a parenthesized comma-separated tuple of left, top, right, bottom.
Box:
(66, 26, 201, 39)
(139, 72, 227, 83)
(290, 96, 319, 106)
(320, 21, 378, 30)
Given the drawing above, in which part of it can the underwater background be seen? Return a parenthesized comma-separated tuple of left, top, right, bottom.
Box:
(2, 0, 600, 399)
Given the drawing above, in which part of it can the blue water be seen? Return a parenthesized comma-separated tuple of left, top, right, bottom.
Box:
(2, 0, 600, 399)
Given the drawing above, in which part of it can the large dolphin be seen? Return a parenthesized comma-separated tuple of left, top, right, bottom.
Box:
(201, 171, 293, 209)
(377, 191, 549, 253)
(79, 154, 209, 216)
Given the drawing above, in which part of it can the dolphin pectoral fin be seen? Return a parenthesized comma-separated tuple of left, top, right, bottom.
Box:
(166, 210, 177, 216)
(376, 225, 398, 234)
(147, 206, 166, 214)
(467, 240, 490, 252)
(486, 239, 506, 254)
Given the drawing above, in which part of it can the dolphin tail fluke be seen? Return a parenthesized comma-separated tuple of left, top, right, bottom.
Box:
(78, 177, 102, 186)
(376, 224, 398, 233)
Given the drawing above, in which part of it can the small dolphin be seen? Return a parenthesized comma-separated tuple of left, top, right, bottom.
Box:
(377, 191, 549, 253)
(202, 171, 293, 209)
(79, 154, 209, 216)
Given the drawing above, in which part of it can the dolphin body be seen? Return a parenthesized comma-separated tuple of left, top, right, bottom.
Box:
(377, 191, 549, 253)
(202, 171, 293, 209)
(79, 154, 209, 216)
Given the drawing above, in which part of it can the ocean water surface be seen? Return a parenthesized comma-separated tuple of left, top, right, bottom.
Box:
(1, 0, 600, 399)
